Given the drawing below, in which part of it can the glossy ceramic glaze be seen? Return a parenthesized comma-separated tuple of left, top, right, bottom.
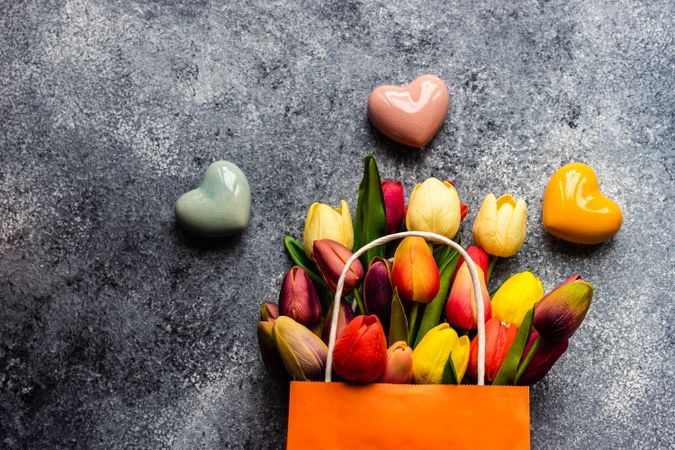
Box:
(175, 160, 251, 237)
(367, 75, 449, 148)
(542, 162, 622, 244)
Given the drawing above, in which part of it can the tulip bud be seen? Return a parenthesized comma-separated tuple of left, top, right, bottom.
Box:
(321, 299, 354, 343)
(259, 302, 279, 321)
(405, 178, 462, 240)
(451, 245, 489, 284)
(257, 319, 289, 383)
(472, 194, 527, 257)
(517, 330, 569, 385)
(492, 271, 544, 327)
(313, 239, 364, 295)
(303, 200, 353, 259)
(534, 275, 594, 343)
(278, 266, 321, 327)
(445, 262, 491, 331)
(382, 180, 405, 234)
(333, 315, 388, 383)
(391, 237, 440, 303)
(412, 323, 470, 384)
(379, 341, 413, 384)
(468, 318, 518, 383)
(273, 316, 328, 381)
(363, 256, 393, 328)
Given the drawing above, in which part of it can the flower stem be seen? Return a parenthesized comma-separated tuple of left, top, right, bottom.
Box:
(515, 336, 541, 384)
(408, 303, 420, 342)
(353, 288, 366, 315)
(487, 256, 498, 282)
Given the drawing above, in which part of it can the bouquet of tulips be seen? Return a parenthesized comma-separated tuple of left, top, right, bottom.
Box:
(257, 155, 593, 386)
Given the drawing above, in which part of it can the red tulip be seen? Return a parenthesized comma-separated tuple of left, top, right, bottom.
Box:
(391, 237, 440, 303)
(445, 261, 491, 331)
(445, 180, 469, 222)
(460, 203, 469, 221)
(451, 245, 489, 284)
(468, 318, 519, 383)
(517, 330, 569, 385)
(278, 266, 321, 326)
(333, 315, 388, 383)
(313, 239, 364, 295)
(382, 180, 405, 234)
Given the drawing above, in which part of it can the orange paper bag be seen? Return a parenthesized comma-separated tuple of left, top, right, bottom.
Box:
(287, 232, 531, 450)
(288, 382, 529, 449)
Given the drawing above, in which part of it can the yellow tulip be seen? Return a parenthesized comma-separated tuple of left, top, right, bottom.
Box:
(491, 271, 544, 327)
(450, 335, 470, 382)
(273, 316, 328, 381)
(303, 200, 353, 259)
(405, 178, 461, 240)
(472, 194, 527, 257)
(412, 323, 470, 384)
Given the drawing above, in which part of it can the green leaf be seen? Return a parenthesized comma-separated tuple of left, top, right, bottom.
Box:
(431, 235, 461, 265)
(413, 249, 461, 348)
(492, 308, 534, 386)
(441, 352, 458, 384)
(353, 154, 387, 267)
(283, 235, 326, 287)
(388, 289, 409, 346)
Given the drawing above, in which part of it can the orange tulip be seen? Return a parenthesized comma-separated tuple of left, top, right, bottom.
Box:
(391, 237, 440, 303)
(467, 318, 518, 383)
(445, 262, 491, 331)
(379, 341, 413, 384)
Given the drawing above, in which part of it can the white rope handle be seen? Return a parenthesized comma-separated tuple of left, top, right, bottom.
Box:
(324, 231, 486, 385)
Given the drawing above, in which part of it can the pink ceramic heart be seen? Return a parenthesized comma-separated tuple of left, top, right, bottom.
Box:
(367, 75, 450, 148)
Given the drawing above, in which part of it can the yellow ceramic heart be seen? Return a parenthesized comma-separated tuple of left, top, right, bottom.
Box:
(542, 162, 622, 244)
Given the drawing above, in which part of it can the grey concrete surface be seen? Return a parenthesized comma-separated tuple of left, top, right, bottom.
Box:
(1, 0, 673, 448)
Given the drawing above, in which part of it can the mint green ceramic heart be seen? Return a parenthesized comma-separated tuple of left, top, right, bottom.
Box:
(175, 161, 251, 237)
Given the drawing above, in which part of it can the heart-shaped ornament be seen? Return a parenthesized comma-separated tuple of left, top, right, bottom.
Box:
(367, 74, 449, 148)
(542, 162, 622, 244)
(176, 161, 251, 237)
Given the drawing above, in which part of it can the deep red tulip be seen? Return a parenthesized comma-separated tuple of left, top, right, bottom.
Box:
(313, 239, 364, 295)
(279, 266, 321, 326)
(363, 256, 393, 328)
(534, 274, 594, 343)
(517, 330, 569, 385)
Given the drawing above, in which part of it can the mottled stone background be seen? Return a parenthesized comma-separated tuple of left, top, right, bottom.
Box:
(1, 0, 673, 448)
